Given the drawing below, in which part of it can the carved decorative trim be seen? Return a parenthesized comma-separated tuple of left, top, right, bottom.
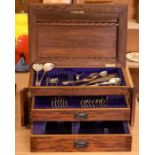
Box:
(37, 21, 118, 26)
(37, 57, 116, 61)
(31, 5, 124, 14)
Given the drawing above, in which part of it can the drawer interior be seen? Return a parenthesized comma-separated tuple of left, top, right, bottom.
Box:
(32, 67, 126, 86)
(33, 95, 128, 109)
(32, 121, 129, 135)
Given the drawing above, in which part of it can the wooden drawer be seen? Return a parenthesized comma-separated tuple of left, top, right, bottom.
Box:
(31, 121, 132, 152)
(31, 95, 130, 121)
(29, 67, 131, 96)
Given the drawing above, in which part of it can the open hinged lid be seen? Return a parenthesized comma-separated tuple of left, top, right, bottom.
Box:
(28, 4, 127, 67)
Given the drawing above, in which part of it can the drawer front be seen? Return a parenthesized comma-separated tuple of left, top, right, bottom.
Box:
(31, 121, 131, 152)
(31, 95, 130, 121)
(31, 135, 131, 152)
(30, 87, 129, 96)
(31, 109, 130, 121)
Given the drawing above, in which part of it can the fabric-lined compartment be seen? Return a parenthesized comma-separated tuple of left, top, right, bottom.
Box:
(33, 67, 126, 86)
(32, 121, 129, 135)
(33, 95, 128, 109)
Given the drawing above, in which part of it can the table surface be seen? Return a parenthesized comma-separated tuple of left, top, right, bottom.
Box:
(15, 64, 139, 155)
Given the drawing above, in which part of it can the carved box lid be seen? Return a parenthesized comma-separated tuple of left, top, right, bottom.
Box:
(28, 4, 127, 67)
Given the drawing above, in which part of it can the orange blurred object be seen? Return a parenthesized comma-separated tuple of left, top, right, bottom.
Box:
(15, 35, 29, 64)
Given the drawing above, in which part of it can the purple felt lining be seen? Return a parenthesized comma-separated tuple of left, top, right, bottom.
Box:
(34, 95, 127, 109)
(33, 67, 126, 86)
(32, 121, 129, 135)
(32, 122, 46, 134)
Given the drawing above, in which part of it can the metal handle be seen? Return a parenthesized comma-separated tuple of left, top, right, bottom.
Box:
(74, 140, 88, 149)
(74, 112, 88, 120)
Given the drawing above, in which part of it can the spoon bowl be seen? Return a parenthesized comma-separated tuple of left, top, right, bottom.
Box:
(43, 63, 54, 72)
(99, 71, 108, 77)
(97, 77, 121, 86)
(32, 63, 43, 72)
(109, 78, 121, 85)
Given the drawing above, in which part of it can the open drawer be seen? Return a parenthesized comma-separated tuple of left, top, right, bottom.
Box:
(29, 67, 131, 96)
(31, 121, 132, 152)
(31, 95, 130, 121)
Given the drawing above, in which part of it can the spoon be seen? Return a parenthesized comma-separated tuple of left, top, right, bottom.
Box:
(84, 71, 108, 79)
(94, 78, 121, 86)
(99, 71, 108, 77)
(62, 72, 98, 85)
(84, 72, 99, 80)
(62, 71, 108, 85)
(79, 74, 117, 86)
(32, 63, 43, 86)
(38, 63, 54, 86)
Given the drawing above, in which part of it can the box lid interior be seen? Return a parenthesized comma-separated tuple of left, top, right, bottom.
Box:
(28, 4, 127, 67)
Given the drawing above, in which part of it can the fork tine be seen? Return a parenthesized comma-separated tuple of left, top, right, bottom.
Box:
(54, 97, 56, 108)
(65, 97, 68, 108)
(51, 97, 53, 108)
(80, 99, 83, 108)
(61, 97, 64, 108)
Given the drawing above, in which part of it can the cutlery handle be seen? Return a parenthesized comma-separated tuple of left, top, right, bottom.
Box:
(80, 74, 116, 86)
(63, 79, 89, 85)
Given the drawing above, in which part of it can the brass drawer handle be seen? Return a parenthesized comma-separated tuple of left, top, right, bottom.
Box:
(74, 140, 88, 149)
(74, 112, 88, 120)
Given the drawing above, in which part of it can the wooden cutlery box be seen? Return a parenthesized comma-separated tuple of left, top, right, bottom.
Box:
(21, 4, 136, 152)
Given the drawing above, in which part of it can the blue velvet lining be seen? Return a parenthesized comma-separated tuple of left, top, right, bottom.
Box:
(34, 95, 127, 109)
(33, 67, 126, 86)
(32, 121, 129, 135)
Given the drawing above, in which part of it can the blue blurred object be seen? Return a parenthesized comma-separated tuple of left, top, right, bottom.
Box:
(15, 56, 29, 72)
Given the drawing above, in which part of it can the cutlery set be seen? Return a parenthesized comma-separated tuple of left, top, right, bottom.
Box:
(50, 96, 108, 109)
(28, 5, 134, 152)
(32, 63, 122, 86)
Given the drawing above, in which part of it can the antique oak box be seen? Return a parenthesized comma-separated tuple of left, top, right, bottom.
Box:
(20, 3, 135, 152)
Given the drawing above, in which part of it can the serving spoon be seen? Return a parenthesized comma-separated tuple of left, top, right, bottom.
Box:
(32, 63, 43, 86)
(93, 78, 121, 86)
(38, 63, 54, 86)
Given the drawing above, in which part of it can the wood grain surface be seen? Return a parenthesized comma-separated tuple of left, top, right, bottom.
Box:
(76, 0, 138, 21)
(31, 108, 130, 121)
(28, 4, 127, 66)
(31, 134, 131, 152)
(16, 72, 139, 155)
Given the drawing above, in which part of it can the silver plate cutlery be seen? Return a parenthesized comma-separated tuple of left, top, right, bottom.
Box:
(50, 97, 106, 109)
(80, 97, 106, 108)
(51, 97, 68, 109)
(32, 64, 122, 87)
